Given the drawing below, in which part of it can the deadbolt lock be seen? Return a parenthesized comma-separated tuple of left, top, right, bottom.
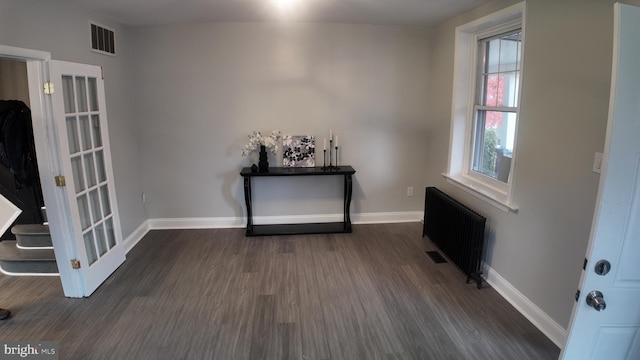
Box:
(594, 260, 611, 276)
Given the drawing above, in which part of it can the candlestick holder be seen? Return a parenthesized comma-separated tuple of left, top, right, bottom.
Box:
(321, 149, 328, 170)
(322, 139, 341, 171)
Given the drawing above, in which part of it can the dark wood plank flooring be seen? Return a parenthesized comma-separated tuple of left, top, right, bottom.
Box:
(0, 223, 560, 359)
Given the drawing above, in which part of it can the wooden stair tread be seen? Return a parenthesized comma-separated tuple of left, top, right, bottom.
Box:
(0, 240, 55, 261)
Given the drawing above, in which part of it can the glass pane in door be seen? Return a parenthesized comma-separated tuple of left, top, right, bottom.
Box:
(88, 78, 99, 111)
(84, 154, 97, 188)
(71, 156, 85, 193)
(77, 195, 91, 230)
(75, 77, 88, 112)
(92, 115, 102, 147)
(79, 115, 92, 150)
(100, 185, 111, 216)
(62, 76, 75, 113)
(83, 231, 98, 265)
(105, 218, 116, 249)
(95, 223, 107, 257)
(66, 116, 80, 154)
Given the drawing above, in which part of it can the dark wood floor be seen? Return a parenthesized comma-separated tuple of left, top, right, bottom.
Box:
(0, 223, 560, 359)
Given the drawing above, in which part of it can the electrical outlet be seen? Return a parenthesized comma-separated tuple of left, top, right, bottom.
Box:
(407, 187, 414, 197)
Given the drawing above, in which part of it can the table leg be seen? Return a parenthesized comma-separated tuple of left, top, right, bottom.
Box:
(344, 174, 353, 232)
(243, 177, 253, 235)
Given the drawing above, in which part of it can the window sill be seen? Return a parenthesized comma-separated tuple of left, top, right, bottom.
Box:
(441, 173, 519, 213)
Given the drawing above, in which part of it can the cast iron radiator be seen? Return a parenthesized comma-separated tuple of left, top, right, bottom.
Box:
(423, 187, 486, 288)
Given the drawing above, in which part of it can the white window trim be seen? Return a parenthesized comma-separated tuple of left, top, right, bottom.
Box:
(443, 2, 526, 213)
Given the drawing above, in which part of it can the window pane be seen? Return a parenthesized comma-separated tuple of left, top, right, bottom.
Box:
(100, 185, 111, 216)
(92, 115, 102, 147)
(484, 74, 500, 106)
(84, 231, 98, 265)
(77, 194, 91, 230)
(66, 116, 80, 154)
(62, 76, 75, 114)
(88, 78, 99, 111)
(105, 217, 116, 249)
(473, 110, 516, 182)
(95, 223, 108, 257)
(75, 77, 88, 112)
(499, 33, 520, 72)
(84, 153, 97, 188)
(71, 156, 85, 193)
(80, 115, 92, 151)
(96, 150, 106, 183)
(90, 189, 102, 223)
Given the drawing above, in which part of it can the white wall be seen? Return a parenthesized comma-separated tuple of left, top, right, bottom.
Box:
(427, 0, 640, 330)
(132, 23, 431, 220)
(0, 0, 146, 239)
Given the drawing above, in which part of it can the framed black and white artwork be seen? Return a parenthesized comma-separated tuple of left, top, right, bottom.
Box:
(283, 135, 315, 167)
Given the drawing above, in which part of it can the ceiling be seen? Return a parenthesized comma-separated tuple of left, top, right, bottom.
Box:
(71, 0, 489, 27)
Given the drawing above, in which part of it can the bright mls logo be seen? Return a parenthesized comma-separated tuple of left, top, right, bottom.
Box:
(1, 342, 58, 359)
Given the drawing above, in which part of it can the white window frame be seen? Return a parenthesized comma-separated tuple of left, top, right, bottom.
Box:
(443, 2, 525, 213)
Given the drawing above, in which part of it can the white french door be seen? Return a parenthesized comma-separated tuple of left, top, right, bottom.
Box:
(48, 60, 125, 296)
(561, 3, 640, 359)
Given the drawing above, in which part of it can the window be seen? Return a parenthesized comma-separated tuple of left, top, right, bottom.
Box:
(473, 31, 521, 182)
(443, 2, 525, 212)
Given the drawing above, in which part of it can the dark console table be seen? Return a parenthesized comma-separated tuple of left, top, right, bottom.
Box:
(240, 166, 356, 236)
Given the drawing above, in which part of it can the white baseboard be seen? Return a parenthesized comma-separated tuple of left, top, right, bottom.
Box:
(148, 217, 244, 229)
(124, 212, 421, 253)
(124, 220, 151, 253)
(146, 211, 423, 230)
(483, 264, 567, 348)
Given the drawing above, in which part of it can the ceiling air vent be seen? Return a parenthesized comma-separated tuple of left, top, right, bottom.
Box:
(90, 22, 115, 56)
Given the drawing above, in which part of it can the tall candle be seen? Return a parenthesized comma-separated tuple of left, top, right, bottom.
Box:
(324, 138, 326, 150)
(330, 129, 333, 141)
(335, 135, 339, 147)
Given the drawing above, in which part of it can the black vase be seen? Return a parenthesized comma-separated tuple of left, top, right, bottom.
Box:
(258, 145, 269, 172)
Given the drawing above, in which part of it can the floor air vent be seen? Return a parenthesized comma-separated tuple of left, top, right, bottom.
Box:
(90, 22, 115, 56)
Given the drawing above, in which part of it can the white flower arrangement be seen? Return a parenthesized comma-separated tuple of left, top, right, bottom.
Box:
(241, 130, 282, 158)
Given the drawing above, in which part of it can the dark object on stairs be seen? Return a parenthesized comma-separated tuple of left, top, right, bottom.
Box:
(423, 187, 486, 288)
(0, 308, 9, 320)
(0, 100, 45, 240)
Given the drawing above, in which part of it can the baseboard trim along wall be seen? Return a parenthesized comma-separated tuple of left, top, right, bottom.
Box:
(482, 264, 567, 348)
(146, 211, 423, 230)
(123, 211, 422, 252)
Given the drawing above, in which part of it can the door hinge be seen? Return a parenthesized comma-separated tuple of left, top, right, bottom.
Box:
(583, 258, 588, 270)
(54, 175, 66, 187)
(575, 289, 581, 302)
(44, 81, 55, 95)
(71, 259, 81, 269)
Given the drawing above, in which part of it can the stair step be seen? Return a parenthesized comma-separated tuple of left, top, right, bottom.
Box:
(0, 240, 58, 275)
(11, 224, 52, 248)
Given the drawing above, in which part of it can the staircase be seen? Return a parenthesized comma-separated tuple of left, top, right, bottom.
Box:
(0, 224, 59, 276)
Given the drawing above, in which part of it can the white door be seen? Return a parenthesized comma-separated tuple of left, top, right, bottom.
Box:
(48, 60, 125, 296)
(561, 3, 640, 359)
